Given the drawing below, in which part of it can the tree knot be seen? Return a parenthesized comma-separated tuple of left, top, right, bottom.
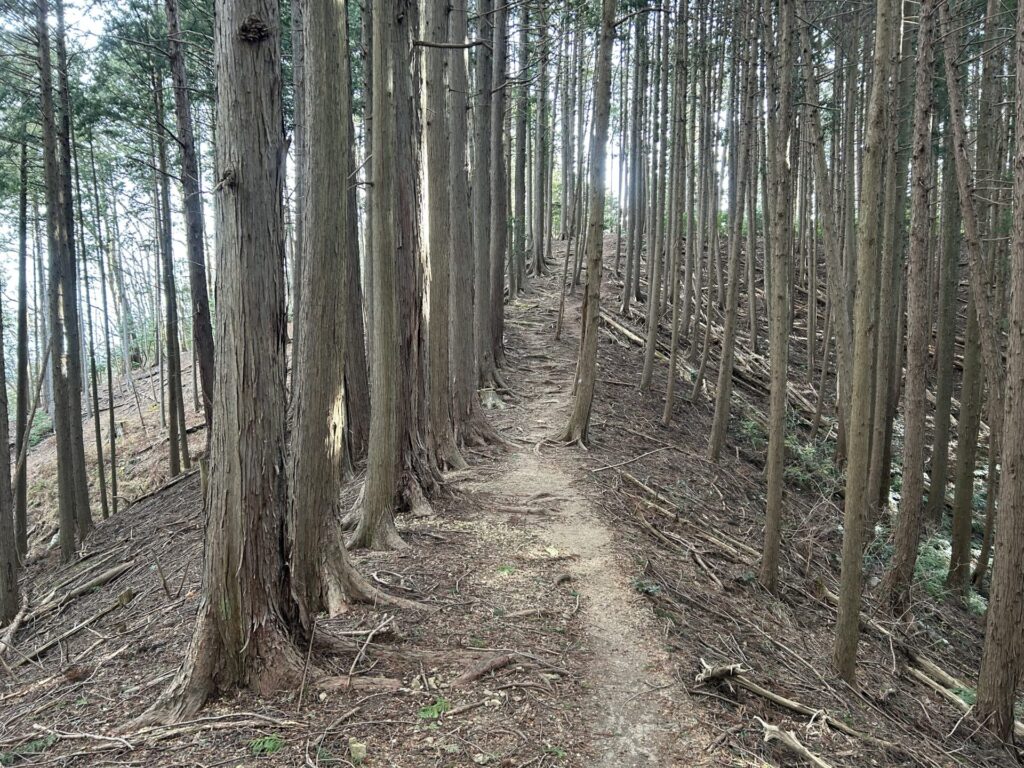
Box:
(238, 15, 271, 43)
(214, 168, 237, 192)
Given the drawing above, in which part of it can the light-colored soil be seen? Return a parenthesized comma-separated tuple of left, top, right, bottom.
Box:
(474, 279, 710, 766)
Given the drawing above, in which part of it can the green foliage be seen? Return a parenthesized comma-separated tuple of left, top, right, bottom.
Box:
(738, 416, 767, 452)
(0, 735, 57, 765)
(417, 697, 451, 720)
(545, 746, 568, 759)
(249, 734, 285, 757)
(915, 537, 952, 600)
(633, 578, 661, 596)
(783, 428, 840, 495)
(29, 410, 52, 448)
(496, 565, 515, 575)
(954, 687, 977, 706)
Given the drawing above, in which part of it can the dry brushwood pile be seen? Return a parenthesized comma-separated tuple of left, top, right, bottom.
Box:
(0, 256, 1015, 767)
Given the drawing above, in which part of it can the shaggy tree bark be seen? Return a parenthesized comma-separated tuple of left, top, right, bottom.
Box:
(352, 0, 433, 550)
(473, 0, 497, 400)
(448, 0, 492, 445)
(147, 0, 303, 720)
(975, 2, 1024, 737)
(559, 0, 615, 445)
(422, 0, 463, 469)
(289, 0, 384, 632)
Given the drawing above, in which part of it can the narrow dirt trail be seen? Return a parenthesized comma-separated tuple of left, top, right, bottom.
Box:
(473, 276, 707, 765)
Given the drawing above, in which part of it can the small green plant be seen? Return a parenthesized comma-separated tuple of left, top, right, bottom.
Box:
(417, 697, 451, 720)
(914, 537, 952, 599)
(28, 410, 52, 448)
(633, 578, 661, 596)
(0, 735, 58, 765)
(738, 416, 767, 452)
(249, 734, 285, 757)
(954, 687, 977, 706)
(497, 565, 515, 575)
(545, 745, 568, 759)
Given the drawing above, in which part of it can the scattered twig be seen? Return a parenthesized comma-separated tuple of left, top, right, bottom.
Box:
(754, 717, 834, 768)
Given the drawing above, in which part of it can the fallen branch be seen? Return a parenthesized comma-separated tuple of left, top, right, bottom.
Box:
(695, 660, 896, 751)
(15, 590, 135, 667)
(318, 676, 403, 692)
(755, 717, 834, 768)
(450, 654, 516, 687)
(27, 560, 136, 623)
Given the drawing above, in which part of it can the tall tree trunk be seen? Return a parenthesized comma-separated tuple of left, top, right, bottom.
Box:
(489, 4, 509, 369)
(881, 0, 935, 612)
(422, 0, 463, 469)
(0, 281, 16, 623)
(558, 0, 616, 445)
(155, 81, 190, 475)
(974, 2, 1024, 737)
(55, 0, 93, 544)
(708, 15, 752, 462)
(89, 144, 118, 518)
(341, 16, 370, 462)
(926, 131, 960, 524)
(37, 0, 79, 562)
(833, 0, 900, 683)
(165, 0, 215, 431)
(15, 137, 29, 556)
(473, 0, 496, 397)
(147, 0, 303, 721)
(289, 0, 385, 632)
(946, 300, 981, 592)
(760, 0, 795, 595)
(449, 0, 491, 445)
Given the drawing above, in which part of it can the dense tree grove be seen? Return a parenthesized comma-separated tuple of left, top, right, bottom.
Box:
(3, 0, 1024, 756)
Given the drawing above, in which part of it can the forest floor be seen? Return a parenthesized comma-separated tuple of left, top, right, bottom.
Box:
(0, 237, 1019, 767)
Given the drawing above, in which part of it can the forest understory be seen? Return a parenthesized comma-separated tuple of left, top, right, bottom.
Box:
(0, 238, 1013, 768)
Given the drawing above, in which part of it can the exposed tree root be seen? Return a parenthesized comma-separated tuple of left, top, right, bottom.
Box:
(134, 611, 306, 726)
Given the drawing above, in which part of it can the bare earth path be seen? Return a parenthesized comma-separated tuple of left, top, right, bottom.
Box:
(473, 275, 709, 766)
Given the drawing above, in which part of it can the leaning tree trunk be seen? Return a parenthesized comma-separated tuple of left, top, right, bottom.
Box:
(558, 0, 616, 445)
(165, 0, 215, 430)
(146, 0, 304, 722)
